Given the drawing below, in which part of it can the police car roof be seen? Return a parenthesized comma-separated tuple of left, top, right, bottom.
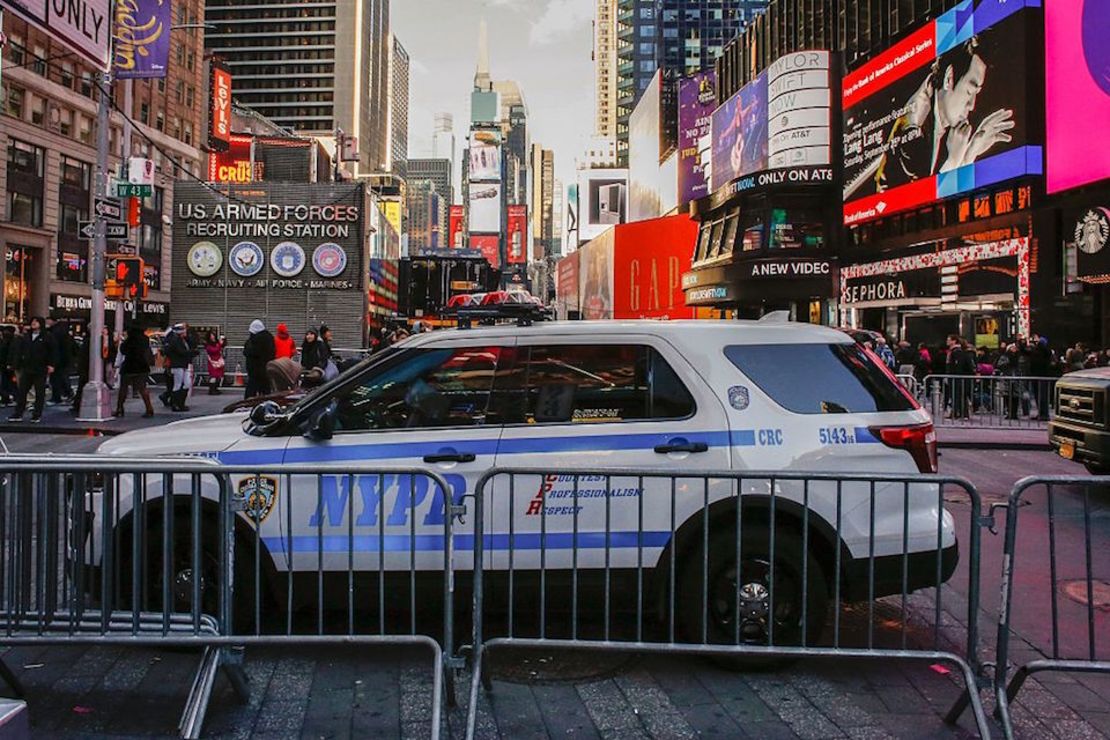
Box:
(404, 320, 853, 348)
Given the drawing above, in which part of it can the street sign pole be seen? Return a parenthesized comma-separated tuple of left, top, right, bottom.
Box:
(78, 66, 114, 422)
(114, 78, 134, 344)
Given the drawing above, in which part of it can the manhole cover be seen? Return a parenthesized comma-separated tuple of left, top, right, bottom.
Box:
(487, 647, 640, 685)
(1061, 580, 1110, 610)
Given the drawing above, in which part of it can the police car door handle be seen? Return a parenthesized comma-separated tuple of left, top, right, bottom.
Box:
(654, 440, 709, 454)
(423, 452, 477, 464)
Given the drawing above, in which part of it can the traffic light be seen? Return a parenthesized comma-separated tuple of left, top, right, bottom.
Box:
(114, 257, 145, 299)
(127, 197, 141, 228)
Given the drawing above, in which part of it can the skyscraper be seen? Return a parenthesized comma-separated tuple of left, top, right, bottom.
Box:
(614, 0, 767, 164)
(595, 0, 618, 140)
(205, 0, 390, 172)
(388, 34, 410, 180)
(530, 144, 556, 260)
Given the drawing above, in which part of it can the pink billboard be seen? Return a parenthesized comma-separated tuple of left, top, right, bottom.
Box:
(1047, 0, 1110, 193)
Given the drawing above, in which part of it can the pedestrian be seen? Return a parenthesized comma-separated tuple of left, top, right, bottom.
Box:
(205, 331, 226, 395)
(266, 357, 303, 392)
(162, 323, 195, 412)
(1066, 342, 1086, 373)
(99, 326, 118, 390)
(47, 318, 74, 403)
(996, 343, 1022, 420)
(114, 326, 155, 418)
(71, 331, 91, 415)
(243, 320, 275, 398)
(945, 334, 975, 419)
(300, 328, 329, 386)
(0, 326, 15, 406)
(875, 336, 896, 371)
(9, 316, 56, 423)
(274, 322, 297, 360)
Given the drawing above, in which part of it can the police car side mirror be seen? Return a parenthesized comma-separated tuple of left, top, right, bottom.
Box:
(305, 404, 336, 441)
(249, 400, 281, 427)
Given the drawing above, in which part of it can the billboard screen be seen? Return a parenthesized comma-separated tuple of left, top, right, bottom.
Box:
(578, 169, 628, 243)
(842, 0, 1040, 225)
(612, 215, 696, 320)
(710, 71, 768, 192)
(469, 235, 500, 269)
(468, 182, 502, 233)
(1047, 1, 1110, 193)
(629, 70, 663, 222)
(468, 130, 502, 181)
(678, 70, 716, 204)
(449, 205, 464, 248)
(506, 205, 527, 264)
(556, 250, 581, 318)
(579, 229, 614, 320)
(208, 62, 232, 153)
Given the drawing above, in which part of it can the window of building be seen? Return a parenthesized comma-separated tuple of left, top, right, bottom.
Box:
(60, 62, 75, 89)
(31, 45, 46, 75)
(60, 156, 91, 190)
(175, 80, 184, 104)
(6, 36, 25, 65)
(140, 101, 150, 124)
(78, 115, 93, 145)
(59, 108, 74, 137)
(80, 72, 95, 98)
(185, 86, 194, 108)
(156, 111, 165, 131)
(4, 85, 25, 119)
(29, 94, 47, 126)
(8, 192, 42, 227)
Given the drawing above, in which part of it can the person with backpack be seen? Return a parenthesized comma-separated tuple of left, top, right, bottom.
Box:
(162, 323, 195, 412)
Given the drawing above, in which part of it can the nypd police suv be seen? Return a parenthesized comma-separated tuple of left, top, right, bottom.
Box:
(95, 319, 955, 643)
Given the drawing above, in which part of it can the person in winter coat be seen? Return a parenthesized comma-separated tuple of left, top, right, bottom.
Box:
(115, 327, 155, 418)
(243, 320, 276, 398)
(47, 318, 75, 402)
(9, 316, 56, 423)
(945, 335, 976, 419)
(162, 323, 196, 412)
(274, 322, 297, 360)
(0, 326, 15, 405)
(995, 343, 1023, 420)
(205, 331, 226, 395)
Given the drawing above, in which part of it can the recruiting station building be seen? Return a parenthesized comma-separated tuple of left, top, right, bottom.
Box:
(171, 181, 372, 346)
(684, 50, 839, 322)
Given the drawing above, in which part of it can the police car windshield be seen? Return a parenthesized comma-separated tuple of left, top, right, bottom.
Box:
(276, 346, 404, 424)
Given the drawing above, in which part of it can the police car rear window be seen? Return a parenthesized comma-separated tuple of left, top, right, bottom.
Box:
(724, 343, 915, 414)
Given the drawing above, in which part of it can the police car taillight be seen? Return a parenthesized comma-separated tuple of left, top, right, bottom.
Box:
(870, 423, 937, 474)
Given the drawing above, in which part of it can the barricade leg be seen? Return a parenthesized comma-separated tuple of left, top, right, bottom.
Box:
(220, 646, 251, 705)
(179, 646, 221, 740)
(0, 656, 24, 698)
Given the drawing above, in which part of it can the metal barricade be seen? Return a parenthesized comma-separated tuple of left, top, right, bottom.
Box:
(897, 373, 921, 399)
(462, 467, 992, 739)
(989, 476, 1109, 740)
(923, 374, 1057, 429)
(0, 457, 455, 739)
(190, 346, 373, 384)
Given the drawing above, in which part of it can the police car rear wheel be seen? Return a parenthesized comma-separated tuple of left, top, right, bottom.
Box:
(679, 527, 828, 659)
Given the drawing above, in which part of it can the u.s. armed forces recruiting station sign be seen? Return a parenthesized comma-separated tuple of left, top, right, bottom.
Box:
(172, 182, 369, 345)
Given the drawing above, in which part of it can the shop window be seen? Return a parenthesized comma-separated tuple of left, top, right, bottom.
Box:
(5, 247, 35, 324)
(769, 208, 824, 249)
(720, 207, 740, 258)
(740, 210, 764, 251)
(694, 220, 713, 262)
(8, 192, 42, 227)
(707, 218, 725, 259)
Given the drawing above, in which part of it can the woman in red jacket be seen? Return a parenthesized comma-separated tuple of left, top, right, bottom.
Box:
(274, 322, 297, 360)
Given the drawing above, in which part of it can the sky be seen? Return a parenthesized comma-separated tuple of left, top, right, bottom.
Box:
(391, 0, 596, 193)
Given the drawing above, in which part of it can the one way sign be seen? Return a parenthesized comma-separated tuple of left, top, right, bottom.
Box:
(95, 198, 122, 220)
(78, 221, 130, 241)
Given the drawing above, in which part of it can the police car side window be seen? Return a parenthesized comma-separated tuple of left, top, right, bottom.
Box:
(333, 346, 503, 431)
(503, 344, 695, 424)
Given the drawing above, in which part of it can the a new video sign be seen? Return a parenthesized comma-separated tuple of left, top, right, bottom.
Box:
(709, 51, 833, 195)
(1, 0, 110, 66)
(842, 0, 1042, 226)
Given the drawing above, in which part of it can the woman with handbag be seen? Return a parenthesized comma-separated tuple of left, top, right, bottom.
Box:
(205, 331, 226, 395)
(115, 326, 155, 418)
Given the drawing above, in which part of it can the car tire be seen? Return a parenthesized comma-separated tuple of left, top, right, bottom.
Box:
(677, 525, 828, 667)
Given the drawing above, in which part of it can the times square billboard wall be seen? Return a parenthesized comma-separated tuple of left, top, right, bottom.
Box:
(172, 182, 368, 346)
(678, 70, 716, 204)
(629, 70, 664, 222)
(573, 214, 697, 320)
(1046, 0, 1110, 193)
(842, 0, 1042, 225)
(709, 51, 834, 194)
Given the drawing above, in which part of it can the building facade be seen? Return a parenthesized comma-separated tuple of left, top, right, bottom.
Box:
(204, 0, 390, 173)
(1, 0, 206, 328)
(594, 0, 618, 140)
(406, 180, 445, 251)
(387, 34, 410, 181)
(407, 158, 453, 248)
(530, 145, 556, 260)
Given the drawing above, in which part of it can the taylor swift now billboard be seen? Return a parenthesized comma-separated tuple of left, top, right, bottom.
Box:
(842, 0, 1042, 226)
(1046, 0, 1110, 193)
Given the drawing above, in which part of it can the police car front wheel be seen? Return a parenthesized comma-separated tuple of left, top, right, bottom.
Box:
(678, 527, 828, 658)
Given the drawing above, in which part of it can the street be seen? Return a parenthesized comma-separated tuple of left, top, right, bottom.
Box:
(0, 430, 1105, 739)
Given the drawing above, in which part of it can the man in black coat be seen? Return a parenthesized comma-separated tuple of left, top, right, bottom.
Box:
(0, 327, 15, 406)
(243, 320, 276, 398)
(162, 323, 196, 412)
(945, 334, 976, 420)
(46, 318, 74, 403)
(9, 316, 56, 423)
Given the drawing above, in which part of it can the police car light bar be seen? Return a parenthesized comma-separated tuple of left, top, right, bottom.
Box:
(453, 304, 552, 329)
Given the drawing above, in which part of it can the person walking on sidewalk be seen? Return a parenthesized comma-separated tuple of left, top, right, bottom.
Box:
(243, 320, 275, 398)
(114, 326, 155, 418)
(0, 326, 15, 406)
(205, 331, 226, 395)
(47, 318, 74, 403)
(163, 323, 195, 412)
(274, 322, 296, 360)
(9, 317, 56, 423)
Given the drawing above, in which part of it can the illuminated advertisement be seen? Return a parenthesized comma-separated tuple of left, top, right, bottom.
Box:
(842, 0, 1041, 225)
(468, 129, 502, 181)
(1047, 0, 1110, 193)
(678, 70, 716, 204)
(629, 70, 663, 222)
(612, 215, 696, 320)
(208, 61, 232, 153)
(449, 205, 465, 248)
(711, 71, 767, 192)
(468, 182, 502, 233)
(556, 249, 580, 317)
(578, 169, 628, 243)
(579, 229, 614, 320)
(506, 205, 528, 264)
(208, 136, 263, 183)
(469, 235, 500, 269)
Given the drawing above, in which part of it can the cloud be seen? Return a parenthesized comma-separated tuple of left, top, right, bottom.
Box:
(528, 0, 593, 45)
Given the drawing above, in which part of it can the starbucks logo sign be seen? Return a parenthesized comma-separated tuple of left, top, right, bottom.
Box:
(1075, 208, 1110, 255)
